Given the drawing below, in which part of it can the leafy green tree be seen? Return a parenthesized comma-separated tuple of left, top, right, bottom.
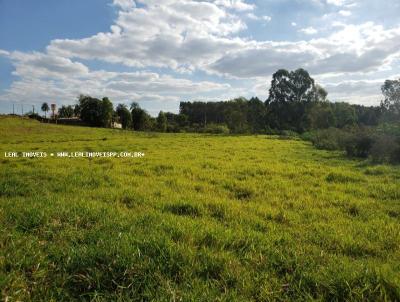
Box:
(307, 102, 336, 129)
(247, 97, 267, 133)
(116, 104, 132, 129)
(41, 102, 49, 118)
(266, 69, 321, 132)
(353, 105, 381, 126)
(315, 85, 328, 102)
(78, 95, 113, 127)
(58, 105, 74, 118)
(79, 95, 101, 126)
(157, 111, 167, 132)
(100, 98, 114, 127)
(332, 102, 356, 128)
(130, 102, 152, 131)
(73, 104, 81, 117)
(224, 98, 249, 133)
(381, 79, 400, 121)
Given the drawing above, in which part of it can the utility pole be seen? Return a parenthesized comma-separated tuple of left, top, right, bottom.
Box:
(21, 104, 24, 116)
(12, 103, 15, 115)
(32, 105, 35, 114)
(204, 102, 207, 127)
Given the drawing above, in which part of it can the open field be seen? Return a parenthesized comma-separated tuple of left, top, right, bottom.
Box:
(0, 116, 399, 301)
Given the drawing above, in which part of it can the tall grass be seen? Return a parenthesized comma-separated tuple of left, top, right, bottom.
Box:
(0, 116, 399, 301)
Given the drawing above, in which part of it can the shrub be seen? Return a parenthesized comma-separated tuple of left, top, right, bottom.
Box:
(390, 148, 400, 164)
(302, 128, 349, 151)
(278, 130, 299, 140)
(202, 123, 230, 134)
(344, 132, 375, 158)
(303, 126, 400, 164)
(370, 135, 399, 163)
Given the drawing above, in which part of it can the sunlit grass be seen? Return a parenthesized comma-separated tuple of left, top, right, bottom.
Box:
(0, 116, 399, 301)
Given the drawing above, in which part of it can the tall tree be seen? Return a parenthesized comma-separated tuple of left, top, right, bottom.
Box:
(224, 98, 249, 133)
(78, 95, 113, 127)
(130, 102, 151, 131)
(247, 97, 267, 133)
(41, 102, 49, 118)
(100, 97, 114, 128)
(157, 111, 168, 132)
(307, 102, 336, 129)
(116, 104, 132, 129)
(381, 79, 400, 121)
(332, 102, 356, 128)
(266, 68, 325, 132)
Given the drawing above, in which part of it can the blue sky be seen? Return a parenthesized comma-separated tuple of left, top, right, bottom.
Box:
(0, 0, 399, 115)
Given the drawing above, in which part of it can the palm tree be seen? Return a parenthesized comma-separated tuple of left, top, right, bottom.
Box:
(41, 102, 49, 118)
(130, 101, 140, 110)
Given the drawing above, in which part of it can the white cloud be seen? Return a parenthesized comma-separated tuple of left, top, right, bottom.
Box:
(112, 0, 135, 11)
(246, 13, 258, 20)
(0, 49, 10, 57)
(299, 26, 318, 35)
(47, 1, 247, 71)
(326, 0, 347, 6)
(262, 15, 272, 22)
(209, 22, 400, 79)
(323, 79, 385, 105)
(0, 51, 232, 110)
(41, 2, 398, 80)
(339, 10, 352, 16)
(214, 0, 255, 11)
(246, 13, 271, 22)
(9, 51, 89, 79)
(1, 0, 400, 109)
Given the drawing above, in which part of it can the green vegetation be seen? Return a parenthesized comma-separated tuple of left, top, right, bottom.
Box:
(1, 116, 399, 301)
(33, 70, 400, 165)
(303, 126, 400, 164)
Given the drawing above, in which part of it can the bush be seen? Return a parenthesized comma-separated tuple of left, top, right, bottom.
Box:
(303, 126, 400, 164)
(344, 132, 375, 158)
(370, 135, 400, 163)
(278, 130, 299, 140)
(390, 146, 400, 164)
(202, 123, 230, 134)
(302, 128, 349, 151)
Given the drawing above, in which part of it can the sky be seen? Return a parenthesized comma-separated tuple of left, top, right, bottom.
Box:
(0, 0, 399, 116)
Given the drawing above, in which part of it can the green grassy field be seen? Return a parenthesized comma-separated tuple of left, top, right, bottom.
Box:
(1, 116, 399, 301)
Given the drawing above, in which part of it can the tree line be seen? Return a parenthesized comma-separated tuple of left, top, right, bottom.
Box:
(40, 68, 398, 135)
(38, 68, 399, 162)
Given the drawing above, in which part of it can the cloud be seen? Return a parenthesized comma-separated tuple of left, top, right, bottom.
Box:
(338, 10, 352, 16)
(299, 27, 318, 35)
(2, 0, 400, 109)
(326, 0, 348, 6)
(262, 15, 272, 22)
(209, 22, 400, 78)
(8, 51, 89, 79)
(47, 1, 247, 71)
(0, 49, 10, 57)
(112, 0, 135, 11)
(246, 13, 271, 22)
(209, 44, 316, 77)
(323, 79, 385, 105)
(214, 0, 255, 11)
(0, 52, 232, 110)
(43, 1, 400, 80)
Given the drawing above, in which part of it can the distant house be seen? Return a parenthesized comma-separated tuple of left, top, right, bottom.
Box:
(112, 122, 123, 129)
